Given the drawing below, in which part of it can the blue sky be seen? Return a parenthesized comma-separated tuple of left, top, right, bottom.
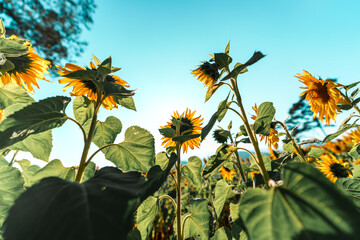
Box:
(17, 0, 360, 167)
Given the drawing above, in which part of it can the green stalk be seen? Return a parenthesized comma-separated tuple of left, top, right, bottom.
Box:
(278, 121, 307, 162)
(228, 134, 247, 182)
(229, 78, 270, 188)
(175, 141, 183, 240)
(74, 96, 101, 183)
(8, 150, 19, 167)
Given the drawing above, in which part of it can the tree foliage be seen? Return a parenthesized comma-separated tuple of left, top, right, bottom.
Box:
(0, 0, 96, 64)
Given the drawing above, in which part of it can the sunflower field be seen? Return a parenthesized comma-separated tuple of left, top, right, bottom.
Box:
(1, 19, 360, 240)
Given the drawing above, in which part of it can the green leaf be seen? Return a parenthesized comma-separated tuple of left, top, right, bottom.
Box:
(116, 96, 136, 111)
(155, 152, 169, 170)
(82, 162, 96, 183)
(214, 180, 235, 217)
(239, 162, 360, 240)
(306, 147, 324, 158)
(98, 81, 135, 99)
(230, 201, 241, 222)
(21, 159, 75, 187)
(253, 102, 275, 136)
(0, 164, 24, 227)
(354, 165, 360, 178)
(205, 82, 225, 102)
(172, 134, 201, 144)
(103, 126, 155, 172)
(283, 142, 294, 153)
(92, 116, 122, 148)
(0, 38, 28, 56)
(201, 111, 218, 141)
(8, 131, 52, 162)
(62, 69, 98, 80)
(214, 227, 232, 240)
(338, 104, 353, 110)
(159, 128, 175, 138)
(335, 178, 360, 210)
(73, 96, 94, 126)
(92, 54, 101, 66)
(0, 83, 34, 109)
(250, 154, 271, 171)
(136, 196, 158, 240)
(183, 199, 210, 240)
(97, 56, 112, 77)
(346, 81, 360, 91)
(3, 154, 176, 240)
(203, 145, 237, 176)
(322, 122, 357, 143)
(0, 96, 70, 149)
(349, 144, 360, 160)
(221, 51, 265, 81)
(182, 156, 202, 187)
(127, 229, 141, 240)
(214, 53, 232, 69)
(0, 60, 15, 77)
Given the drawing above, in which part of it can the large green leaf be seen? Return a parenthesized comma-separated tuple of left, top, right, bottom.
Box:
(8, 131, 52, 162)
(0, 163, 24, 227)
(183, 199, 210, 240)
(20, 159, 75, 187)
(155, 152, 169, 170)
(322, 122, 357, 143)
(335, 178, 360, 210)
(214, 53, 232, 70)
(3, 153, 176, 240)
(214, 227, 232, 240)
(92, 116, 122, 148)
(0, 96, 71, 149)
(0, 83, 34, 109)
(213, 180, 235, 218)
(182, 156, 202, 187)
(98, 81, 135, 99)
(239, 162, 360, 240)
(253, 102, 275, 136)
(73, 96, 94, 126)
(104, 126, 155, 172)
(136, 196, 158, 240)
(115, 96, 136, 111)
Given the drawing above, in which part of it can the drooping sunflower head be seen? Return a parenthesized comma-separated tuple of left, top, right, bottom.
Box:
(57, 59, 130, 110)
(160, 108, 203, 153)
(0, 35, 51, 93)
(191, 61, 219, 88)
(220, 166, 236, 181)
(296, 70, 348, 125)
(213, 129, 229, 144)
(315, 154, 352, 182)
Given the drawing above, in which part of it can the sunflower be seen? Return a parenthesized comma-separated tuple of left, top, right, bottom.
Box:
(346, 126, 360, 146)
(315, 154, 352, 182)
(252, 104, 279, 150)
(57, 60, 129, 110)
(220, 166, 236, 181)
(296, 70, 348, 125)
(160, 108, 203, 153)
(213, 129, 228, 144)
(191, 61, 219, 88)
(0, 109, 3, 121)
(0, 35, 51, 93)
(322, 139, 350, 155)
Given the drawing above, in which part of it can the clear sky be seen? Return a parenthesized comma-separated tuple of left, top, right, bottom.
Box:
(18, 0, 360, 167)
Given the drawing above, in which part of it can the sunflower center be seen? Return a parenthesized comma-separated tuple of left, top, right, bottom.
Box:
(171, 117, 193, 135)
(308, 82, 330, 104)
(330, 163, 350, 178)
(200, 62, 219, 81)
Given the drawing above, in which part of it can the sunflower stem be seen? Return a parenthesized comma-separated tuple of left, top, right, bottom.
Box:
(228, 134, 247, 182)
(175, 141, 183, 240)
(8, 150, 19, 167)
(75, 95, 101, 183)
(278, 121, 307, 162)
(229, 78, 270, 188)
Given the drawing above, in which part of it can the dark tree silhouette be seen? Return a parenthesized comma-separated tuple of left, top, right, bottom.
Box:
(0, 0, 96, 65)
(286, 95, 333, 140)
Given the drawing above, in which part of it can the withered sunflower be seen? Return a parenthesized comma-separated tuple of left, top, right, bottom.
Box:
(57, 60, 129, 110)
(315, 154, 351, 183)
(296, 70, 348, 125)
(191, 61, 219, 88)
(160, 108, 203, 153)
(252, 104, 279, 150)
(220, 166, 236, 181)
(0, 35, 51, 93)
